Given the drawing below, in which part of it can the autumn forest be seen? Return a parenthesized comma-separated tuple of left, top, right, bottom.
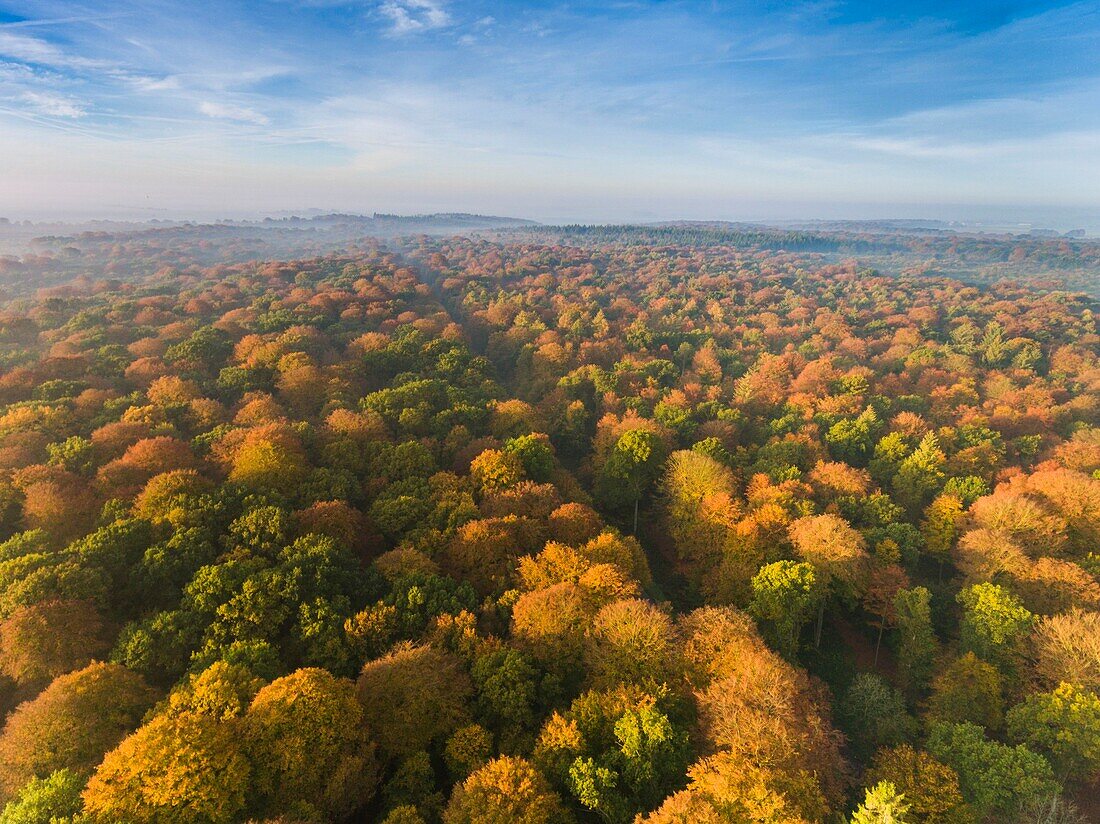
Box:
(0, 224, 1098, 824)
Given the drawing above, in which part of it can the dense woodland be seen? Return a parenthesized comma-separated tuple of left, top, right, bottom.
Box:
(0, 233, 1097, 823)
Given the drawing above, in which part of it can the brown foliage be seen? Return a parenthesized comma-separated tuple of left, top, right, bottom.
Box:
(0, 599, 108, 688)
(0, 662, 156, 798)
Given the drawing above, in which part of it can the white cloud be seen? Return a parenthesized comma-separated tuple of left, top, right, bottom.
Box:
(0, 31, 107, 70)
(379, 0, 450, 36)
(198, 100, 269, 125)
(130, 75, 181, 92)
(21, 91, 85, 118)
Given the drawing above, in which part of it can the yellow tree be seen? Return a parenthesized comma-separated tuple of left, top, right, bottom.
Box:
(789, 514, 870, 647)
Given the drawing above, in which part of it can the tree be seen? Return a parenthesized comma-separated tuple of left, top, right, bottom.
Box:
(661, 449, 739, 574)
(893, 433, 946, 515)
(1031, 610, 1100, 691)
(927, 653, 1005, 731)
(749, 561, 822, 658)
(850, 782, 911, 824)
(548, 503, 604, 546)
(789, 514, 870, 647)
(926, 722, 1057, 820)
(0, 769, 84, 824)
(1006, 682, 1100, 781)
(826, 406, 879, 466)
(357, 643, 472, 760)
(511, 582, 595, 682)
(227, 427, 308, 496)
(598, 429, 666, 534)
(640, 750, 824, 823)
(380, 751, 444, 821)
(0, 662, 156, 797)
(0, 599, 107, 689)
(865, 745, 972, 824)
(921, 494, 965, 578)
(864, 561, 909, 668)
(470, 644, 540, 751)
(584, 598, 677, 689)
(534, 686, 691, 822)
(245, 668, 379, 820)
(443, 756, 572, 824)
(469, 449, 524, 496)
(504, 434, 555, 483)
(444, 725, 493, 779)
(838, 673, 917, 764)
(82, 707, 250, 823)
(893, 587, 937, 697)
(957, 583, 1034, 674)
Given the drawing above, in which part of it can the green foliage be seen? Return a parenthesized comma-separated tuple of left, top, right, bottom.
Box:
(1006, 682, 1100, 780)
(749, 560, 821, 658)
(893, 587, 937, 697)
(957, 583, 1034, 673)
(851, 781, 911, 824)
(926, 722, 1057, 819)
(838, 673, 918, 763)
(0, 770, 84, 824)
(505, 434, 555, 483)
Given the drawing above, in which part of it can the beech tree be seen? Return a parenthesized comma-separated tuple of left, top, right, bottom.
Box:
(0, 662, 156, 797)
(82, 707, 251, 823)
(749, 560, 822, 658)
(864, 745, 971, 824)
(443, 756, 572, 824)
(926, 722, 1056, 820)
(789, 514, 870, 647)
(357, 643, 472, 760)
(1006, 682, 1100, 781)
(0, 599, 107, 688)
(597, 429, 666, 534)
(245, 668, 379, 820)
(927, 653, 1005, 731)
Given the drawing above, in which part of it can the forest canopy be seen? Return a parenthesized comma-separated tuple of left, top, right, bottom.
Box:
(0, 230, 1097, 823)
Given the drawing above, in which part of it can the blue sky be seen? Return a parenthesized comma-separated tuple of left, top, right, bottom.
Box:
(0, 1, 1098, 223)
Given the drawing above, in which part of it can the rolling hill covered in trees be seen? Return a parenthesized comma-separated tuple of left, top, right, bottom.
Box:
(0, 231, 1097, 823)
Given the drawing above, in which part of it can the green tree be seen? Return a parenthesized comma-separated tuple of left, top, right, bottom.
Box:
(597, 430, 666, 534)
(826, 406, 880, 466)
(926, 722, 1057, 820)
(957, 583, 1034, 674)
(504, 434, 555, 483)
(851, 781, 911, 824)
(893, 433, 946, 515)
(749, 560, 822, 658)
(0, 770, 84, 824)
(839, 673, 918, 763)
(893, 587, 937, 697)
(534, 687, 690, 822)
(1006, 682, 1100, 781)
(471, 645, 540, 751)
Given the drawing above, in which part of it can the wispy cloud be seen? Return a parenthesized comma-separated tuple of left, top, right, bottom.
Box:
(379, 0, 450, 36)
(198, 100, 269, 125)
(0, 31, 106, 69)
(20, 90, 85, 118)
